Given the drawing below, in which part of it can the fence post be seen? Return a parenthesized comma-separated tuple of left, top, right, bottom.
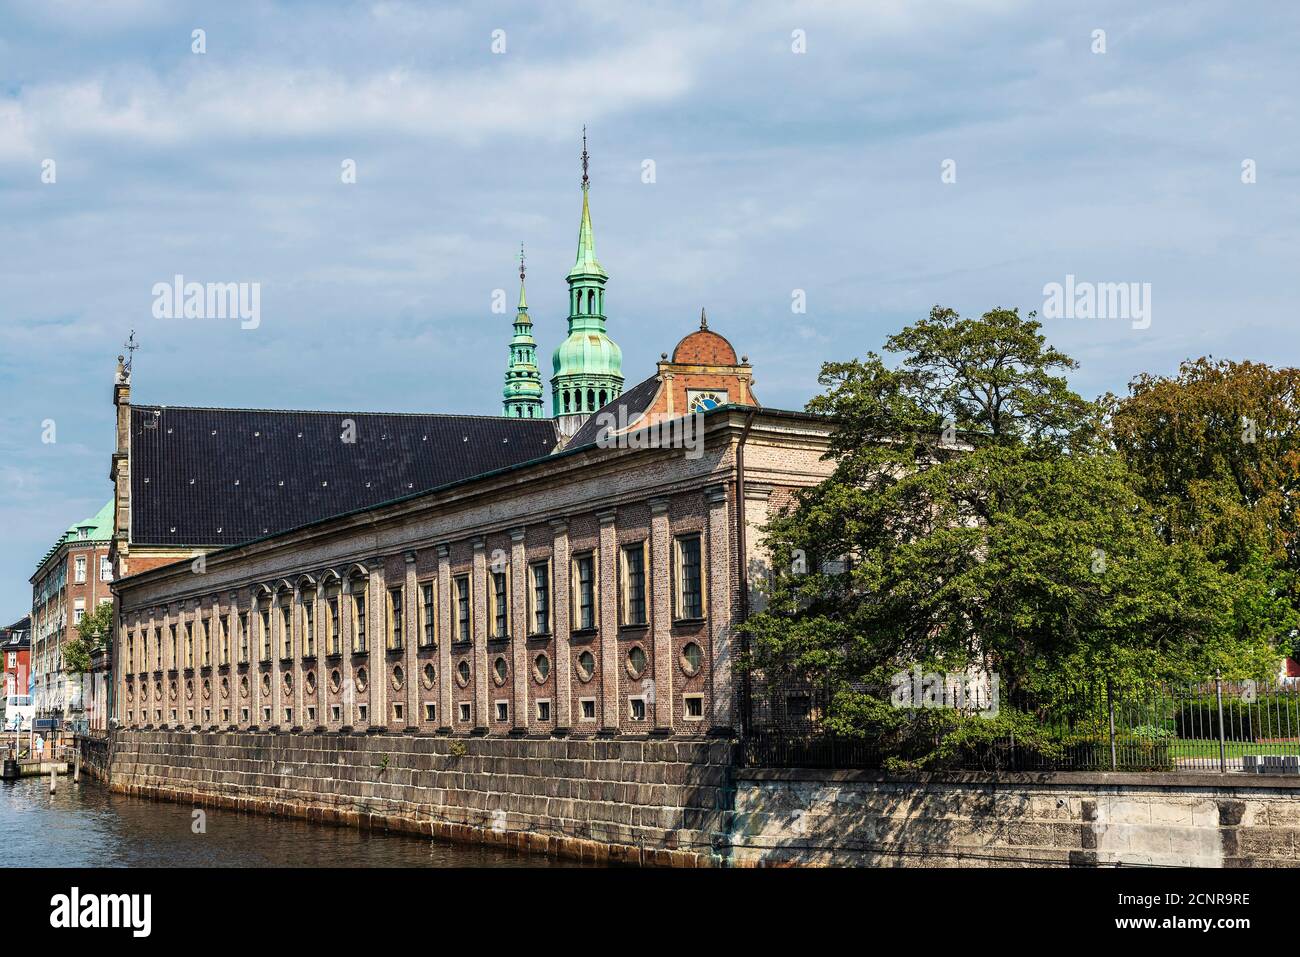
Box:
(1107, 679, 1117, 771)
(1215, 673, 1227, 774)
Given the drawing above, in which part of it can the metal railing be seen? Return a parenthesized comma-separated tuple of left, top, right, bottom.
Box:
(740, 675, 1300, 773)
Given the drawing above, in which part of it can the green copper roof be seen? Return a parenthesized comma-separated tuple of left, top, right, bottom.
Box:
(566, 188, 607, 281)
(31, 499, 114, 577)
(503, 248, 544, 418)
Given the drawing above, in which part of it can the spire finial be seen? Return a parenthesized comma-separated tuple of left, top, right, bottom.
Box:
(700, 308, 708, 331)
(581, 126, 589, 191)
(519, 242, 526, 285)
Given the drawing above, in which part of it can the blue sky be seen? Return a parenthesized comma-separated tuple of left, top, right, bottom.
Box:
(1, 0, 1298, 616)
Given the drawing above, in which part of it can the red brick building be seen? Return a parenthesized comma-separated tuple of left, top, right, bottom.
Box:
(2, 616, 31, 698)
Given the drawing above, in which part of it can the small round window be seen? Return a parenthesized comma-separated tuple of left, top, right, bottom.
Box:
(456, 660, 471, 687)
(283, 671, 293, 693)
(493, 657, 508, 686)
(680, 642, 703, 676)
(239, 675, 249, 698)
(329, 669, 341, 693)
(626, 646, 647, 679)
(260, 673, 271, 695)
(185, 679, 194, 700)
(305, 671, 317, 695)
(392, 665, 405, 691)
(422, 662, 436, 688)
(220, 676, 230, 698)
(355, 667, 368, 692)
(576, 650, 595, 682)
(533, 653, 550, 683)
(201, 678, 211, 700)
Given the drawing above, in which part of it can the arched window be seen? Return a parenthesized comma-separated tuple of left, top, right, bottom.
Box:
(587, 389, 595, 410)
(563, 391, 570, 413)
(587, 289, 595, 314)
(598, 390, 607, 407)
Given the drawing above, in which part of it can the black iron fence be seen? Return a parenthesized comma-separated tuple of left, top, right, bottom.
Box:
(740, 673, 1300, 773)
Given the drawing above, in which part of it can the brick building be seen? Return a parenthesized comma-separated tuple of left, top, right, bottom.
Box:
(2, 616, 31, 698)
(109, 153, 835, 737)
(29, 504, 114, 723)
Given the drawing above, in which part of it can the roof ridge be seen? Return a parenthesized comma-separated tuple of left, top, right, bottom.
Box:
(131, 404, 555, 422)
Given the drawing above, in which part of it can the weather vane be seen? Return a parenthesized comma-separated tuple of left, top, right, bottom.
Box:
(581, 126, 589, 191)
(123, 329, 138, 372)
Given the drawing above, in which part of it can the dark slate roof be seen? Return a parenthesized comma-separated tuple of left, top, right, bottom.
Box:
(130, 405, 558, 547)
(566, 375, 661, 450)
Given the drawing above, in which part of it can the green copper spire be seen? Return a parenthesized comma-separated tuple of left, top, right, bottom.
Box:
(551, 128, 623, 437)
(503, 244, 544, 419)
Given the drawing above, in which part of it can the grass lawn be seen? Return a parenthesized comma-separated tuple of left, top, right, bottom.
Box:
(1169, 739, 1300, 758)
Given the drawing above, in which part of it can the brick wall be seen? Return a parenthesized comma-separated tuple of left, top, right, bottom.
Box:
(85, 729, 735, 866)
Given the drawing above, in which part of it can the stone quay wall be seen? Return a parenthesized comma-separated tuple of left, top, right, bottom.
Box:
(82, 729, 734, 866)
(732, 768, 1300, 867)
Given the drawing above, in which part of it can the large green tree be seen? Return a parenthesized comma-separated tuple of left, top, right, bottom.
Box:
(1106, 358, 1300, 655)
(744, 308, 1282, 746)
(64, 601, 113, 675)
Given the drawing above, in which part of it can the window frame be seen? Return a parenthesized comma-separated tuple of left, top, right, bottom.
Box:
(418, 580, 437, 648)
(619, 541, 648, 627)
(387, 586, 404, 652)
(453, 575, 472, 644)
(350, 578, 368, 654)
(488, 569, 510, 640)
(528, 560, 551, 636)
(571, 552, 596, 632)
(673, 533, 706, 621)
(301, 591, 316, 658)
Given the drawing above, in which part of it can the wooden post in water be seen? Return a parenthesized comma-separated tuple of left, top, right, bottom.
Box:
(74, 749, 80, 783)
(49, 765, 57, 794)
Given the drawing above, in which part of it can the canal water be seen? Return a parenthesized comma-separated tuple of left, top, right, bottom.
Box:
(0, 775, 568, 868)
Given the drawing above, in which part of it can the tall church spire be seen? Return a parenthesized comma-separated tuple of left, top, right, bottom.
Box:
(552, 128, 623, 438)
(502, 244, 544, 418)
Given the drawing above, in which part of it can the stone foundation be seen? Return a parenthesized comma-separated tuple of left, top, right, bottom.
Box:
(82, 730, 734, 866)
(733, 769, 1300, 867)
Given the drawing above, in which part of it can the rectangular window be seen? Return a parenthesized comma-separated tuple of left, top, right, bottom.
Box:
(280, 603, 292, 659)
(621, 543, 647, 626)
(240, 707, 249, 724)
(495, 700, 509, 722)
(420, 582, 436, 647)
(573, 554, 595, 631)
(307, 705, 316, 724)
(219, 615, 229, 665)
(392, 702, 404, 723)
(74, 556, 86, 583)
(327, 591, 341, 655)
(579, 698, 597, 721)
(529, 562, 550, 635)
(99, 556, 112, 582)
(352, 590, 367, 653)
(684, 694, 704, 720)
(388, 587, 404, 651)
(330, 705, 341, 723)
(154, 630, 162, 671)
(126, 632, 134, 672)
(357, 704, 368, 723)
(458, 702, 471, 723)
(536, 699, 551, 722)
(629, 696, 647, 721)
(169, 624, 178, 669)
(490, 571, 508, 639)
(238, 612, 249, 663)
(423, 702, 436, 722)
(301, 593, 315, 657)
(73, 607, 84, 625)
(675, 535, 704, 620)
(454, 576, 471, 643)
(260, 609, 271, 661)
(184, 620, 194, 666)
(221, 708, 230, 723)
(198, 618, 208, 666)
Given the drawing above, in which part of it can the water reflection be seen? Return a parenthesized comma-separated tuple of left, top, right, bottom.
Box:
(1, 776, 573, 868)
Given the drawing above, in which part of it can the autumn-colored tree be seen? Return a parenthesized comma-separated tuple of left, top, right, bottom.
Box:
(1107, 358, 1300, 654)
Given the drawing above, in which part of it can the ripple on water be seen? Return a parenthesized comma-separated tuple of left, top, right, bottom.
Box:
(0, 776, 576, 868)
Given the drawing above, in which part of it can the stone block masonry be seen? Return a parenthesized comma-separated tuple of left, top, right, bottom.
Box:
(733, 769, 1300, 867)
(82, 730, 734, 866)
